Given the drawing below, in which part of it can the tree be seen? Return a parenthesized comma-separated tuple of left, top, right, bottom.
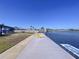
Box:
(69, 29, 74, 31)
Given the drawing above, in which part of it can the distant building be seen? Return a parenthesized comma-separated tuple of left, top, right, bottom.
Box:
(0, 24, 14, 35)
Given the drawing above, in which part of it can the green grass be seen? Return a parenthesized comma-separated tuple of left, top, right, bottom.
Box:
(0, 32, 34, 54)
(0, 43, 12, 53)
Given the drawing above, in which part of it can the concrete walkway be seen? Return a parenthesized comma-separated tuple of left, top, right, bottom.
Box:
(0, 34, 35, 59)
(0, 33, 75, 59)
(16, 33, 75, 59)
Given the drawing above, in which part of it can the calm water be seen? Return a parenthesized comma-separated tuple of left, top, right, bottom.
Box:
(45, 31, 79, 58)
(45, 31, 79, 48)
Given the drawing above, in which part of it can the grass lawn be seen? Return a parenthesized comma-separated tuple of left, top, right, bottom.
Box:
(0, 32, 34, 54)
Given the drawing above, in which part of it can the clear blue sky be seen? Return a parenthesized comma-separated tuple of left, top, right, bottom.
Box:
(0, 0, 79, 29)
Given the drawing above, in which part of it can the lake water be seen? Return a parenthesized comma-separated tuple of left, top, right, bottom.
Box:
(45, 31, 79, 58)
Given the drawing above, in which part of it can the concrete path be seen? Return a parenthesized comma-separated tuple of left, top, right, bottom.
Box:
(16, 33, 75, 59)
(0, 34, 35, 59)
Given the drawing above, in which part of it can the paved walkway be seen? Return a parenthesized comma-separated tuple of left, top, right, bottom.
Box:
(16, 33, 75, 59)
(0, 34, 35, 59)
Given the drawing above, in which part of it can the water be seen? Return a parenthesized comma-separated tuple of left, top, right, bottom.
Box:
(45, 31, 79, 58)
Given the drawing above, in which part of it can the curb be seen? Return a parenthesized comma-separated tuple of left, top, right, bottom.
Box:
(0, 34, 35, 59)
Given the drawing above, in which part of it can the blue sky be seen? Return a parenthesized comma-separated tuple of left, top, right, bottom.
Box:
(0, 0, 79, 29)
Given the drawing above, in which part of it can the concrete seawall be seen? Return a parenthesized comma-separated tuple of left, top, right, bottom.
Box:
(0, 33, 75, 59)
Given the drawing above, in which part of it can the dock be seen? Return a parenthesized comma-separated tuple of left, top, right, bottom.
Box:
(0, 33, 75, 59)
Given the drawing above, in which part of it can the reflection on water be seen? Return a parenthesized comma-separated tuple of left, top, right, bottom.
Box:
(61, 44, 79, 57)
(45, 32, 79, 48)
(45, 31, 79, 58)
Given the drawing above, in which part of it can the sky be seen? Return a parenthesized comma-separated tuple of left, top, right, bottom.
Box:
(0, 0, 79, 29)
